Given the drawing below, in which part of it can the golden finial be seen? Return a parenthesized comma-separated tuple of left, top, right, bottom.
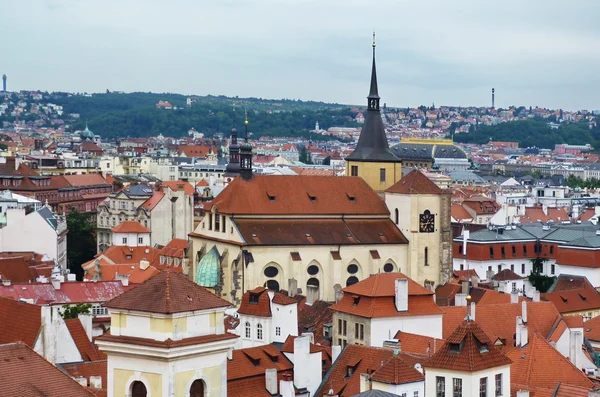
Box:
(372, 30, 376, 48)
(244, 108, 248, 125)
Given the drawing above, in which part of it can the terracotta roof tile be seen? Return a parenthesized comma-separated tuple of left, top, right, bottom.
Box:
(563, 315, 584, 329)
(369, 353, 425, 385)
(451, 204, 473, 221)
(0, 296, 41, 347)
(542, 284, 600, 314)
(64, 319, 105, 361)
(297, 299, 333, 346)
(106, 271, 231, 314)
(342, 273, 433, 297)
(385, 170, 443, 195)
(393, 331, 445, 355)
(227, 344, 293, 381)
(425, 320, 512, 372)
(110, 220, 150, 234)
(583, 315, 600, 342)
(212, 175, 390, 216)
(98, 332, 237, 348)
(63, 174, 109, 187)
(141, 191, 164, 210)
(507, 332, 594, 389)
(0, 342, 96, 396)
(160, 180, 195, 195)
(60, 361, 107, 395)
(492, 268, 524, 281)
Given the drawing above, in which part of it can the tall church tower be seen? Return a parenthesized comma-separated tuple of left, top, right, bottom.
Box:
(345, 33, 401, 193)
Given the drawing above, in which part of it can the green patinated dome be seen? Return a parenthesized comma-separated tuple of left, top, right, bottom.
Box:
(195, 246, 220, 287)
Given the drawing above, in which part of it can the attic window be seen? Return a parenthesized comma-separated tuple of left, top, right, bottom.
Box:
(249, 293, 259, 305)
(308, 193, 316, 202)
(353, 295, 361, 306)
(449, 341, 463, 353)
(579, 294, 587, 301)
(476, 340, 489, 353)
(560, 296, 568, 303)
(126, 255, 132, 259)
(266, 191, 276, 201)
(346, 193, 356, 202)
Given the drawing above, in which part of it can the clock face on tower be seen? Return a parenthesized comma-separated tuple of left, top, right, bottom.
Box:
(419, 210, 435, 233)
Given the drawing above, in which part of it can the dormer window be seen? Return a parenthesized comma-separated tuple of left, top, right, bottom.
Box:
(249, 293, 259, 305)
(449, 341, 463, 353)
(353, 296, 360, 306)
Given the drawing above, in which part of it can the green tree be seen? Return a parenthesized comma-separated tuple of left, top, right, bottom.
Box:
(528, 258, 555, 292)
(66, 209, 97, 280)
(299, 146, 313, 164)
(61, 303, 92, 319)
(322, 156, 331, 166)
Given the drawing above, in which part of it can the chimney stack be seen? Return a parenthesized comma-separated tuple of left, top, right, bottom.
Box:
(51, 278, 61, 290)
(510, 292, 519, 304)
(288, 278, 297, 297)
(395, 278, 408, 312)
(471, 302, 476, 321)
(520, 322, 528, 347)
(359, 373, 371, 392)
(522, 301, 528, 323)
(265, 368, 278, 395)
(331, 345, 341, 363)
(533, 290, 540, 302)
(454, 293, 467, 307)
(461, 280, 469, 295)
(279, 372, 295, 397)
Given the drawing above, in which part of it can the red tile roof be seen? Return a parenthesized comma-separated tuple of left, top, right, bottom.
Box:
(63, 174, 109, 187)
(227, 344, 293, 381)
(342, 273, 433, 297)
(563, 315, 584, 329)
(542, 284, 600, 314)
(64, 319, 105, 361)
(393, 331, 445, 355)
(297, 299, 333, 346)
(369, 353, 425, 385)
(106, 271, 231, 314)
(110, 220, 150, 234)
(60, 361, 107, 396)
(507, 332, 594, 389)
(0, 296, 41, 347)
(212, 175, 390, 216)
(385, 170, 443, 195)
(0, 280, 130, 305)
(161, 180, 195, 195)
(425, 320, 512, 372)
(141, 191, 164, 210)
(492, 269, 524, 281)
(583, 315, 600, 342)
(451, 204, 473, 221)
(0, 342, 96, 396)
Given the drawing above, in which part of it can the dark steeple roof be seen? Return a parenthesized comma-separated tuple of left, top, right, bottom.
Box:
(345, 34, 399, 163)
(225, 105, 241, 176)
(240, 111, 253, 181)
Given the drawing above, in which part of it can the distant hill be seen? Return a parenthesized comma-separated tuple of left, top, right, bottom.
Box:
(453, 119, 600, 150)
(51, 92, 358, 140)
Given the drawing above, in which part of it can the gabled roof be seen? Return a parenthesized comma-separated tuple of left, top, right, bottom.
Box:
(342, 273, 433, 297)
(385, 170, 443, 195)
(542, 283, 600, 314)
(492, 269, 524, 281)
(111, 220, 150, 234)
(393, 331, 445, 356)
(59, 361, 107, 396)
(106, 271, 231, 314)
(227, 344, 293, 381)
(369, 353, 425, 386)
(160, 180, 195, 195)
(64, 318, 105, 361)
(0, 296, 41, 347)
(237, 287, 297, 318)
(141, 190, 164, 210)
(212, 175, 389, 216)
(425, 320, 512, 372)
(0, 342, 96, 396)
(507, 332, 594, 389)
(583, 314, 600, 342)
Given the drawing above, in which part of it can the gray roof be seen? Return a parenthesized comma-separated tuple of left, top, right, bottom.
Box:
(123, 183, 155, 196)
(463, 227, 538, 242)
(433, 144, 468, 159)
(351, 391, 404, 397)
(391, 143, 434, 161)
(448, 171, 487, 184)
(37, 206, 57, 230)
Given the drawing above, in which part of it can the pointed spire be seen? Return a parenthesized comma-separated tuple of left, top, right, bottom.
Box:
(368, 30, 379, 101)
(244, 108, 249, 141)
(240, 108, 253, 181)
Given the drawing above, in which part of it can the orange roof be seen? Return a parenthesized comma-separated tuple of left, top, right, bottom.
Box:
(227, 344, 293, 381)
(451, 204, 473, 221)
(196, 178, 209, 187)
(369, 353, 425, 385)
(583, 315, 600, 342)
(212, 175, 390, 216)
(178, 145, 213, 158)
(82, 245, 160, 268)
(64, 319, 105, 361)
(0, 342, 96, 396)
(342, 273, 433, 297)
(562, 315, 584, 329)
(60, 361, 107, 396)
(542, 284, 600, 314)
(237, 287, 297, 318)
(385, 170, 443, 195)
(141, 191, 164, 210)
(110, 220, 150, 234)
(106, 271, 231, 314)
(425, 320, 512, 372)
(393, 331, 445, 355)
(0, 296, 41, 347)
(507, 332, 594, 389)
(161, 180, 195, 195)
(63, 174, 109, 187)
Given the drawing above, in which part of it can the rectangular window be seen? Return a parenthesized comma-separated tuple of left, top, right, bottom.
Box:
(380, 168, 386, 182)
(501, 246, 505, 258)
(221, 215, 226, 233)
(360, 324, 364, 340)
(338, 319, 342, 335)
(480, 377, 487, 397)
(497, 265, 502, 273)
(122, 237, 127, 244)
(276, 326, 281, 336)
(351, 165, 358, 177)
(489, 247, 494, 258)
(414, 392, 419, 397)
(523, 245, 527, 255)
(512, 282, 516, 292)
(551, 264, 555, 275)
(495, 374, 502, 396)
(550, 245, 554, 254)
(208, 213, 213, 230)
(458, 244, 463, 255)
(512, 245, 516, 257)
(453, 378, 462, 397)
(436, 376, 446, 397)
(521, 263, 525, 274)
(343, 320, 347, 336)
(215, 213, 220, 231)
(138, 237, 143, 244)
(355, 323, 359, 339)
(510, 264, 514, 272)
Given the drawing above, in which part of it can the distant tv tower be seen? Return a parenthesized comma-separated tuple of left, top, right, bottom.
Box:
(2, 74, 6, 93)
(492, 88, 495, 109)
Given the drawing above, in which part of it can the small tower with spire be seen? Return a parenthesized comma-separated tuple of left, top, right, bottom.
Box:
(224, 104, 241, 178)
(345, 32, 402, 193)
(239, 110, 253, 181)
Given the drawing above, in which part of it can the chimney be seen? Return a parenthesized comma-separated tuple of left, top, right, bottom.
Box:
(471, 302, 476, 321)
(520, 323, 528, 347)
(510, 292, 519, 304)
(2, 279, 11, 286)
(265, 368, 278, 395)
(334, 284, 343, 303)
(486, 269, 494, 281)
(67, 274, 76, 282)
(279, 372, 295, 397)
(461, 280, 469, 295)
(516, 391, 530, 397)
(75, 377, 87, 387)
(120, 276, 129, 287)
(454, 293, 467, 307)
(569, 330, 582, 368)
(288, 278, 297, 297)
(78, 314, 93, 341)
(139, 259, 149, 270)
(532, 290, 540, 302)
(89, 376, 102, 389)
(307, 285, 319, 305)
(522, 301, 528, 323)
(51, 278, 61, 290)
(515, 317, 522, 346)
(331, 345, 341, 363)
(472, 276, 479, 289)
(359, 373, 371, 392)
(382, 339, 401, 350)
(395, 278, 408, 312)
(301, 332, 314, 344)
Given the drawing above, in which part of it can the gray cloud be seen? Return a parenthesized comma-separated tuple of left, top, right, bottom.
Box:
(2, 0, 599, 110)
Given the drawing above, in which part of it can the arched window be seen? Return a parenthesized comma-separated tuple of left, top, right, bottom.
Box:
(346, 276, 359, 287)
(257, 323, 263, 340)
(395, 208, 399, 225)
(190, 379, 205, 397)
(424, 247, 429, 266)
(131, 381, 147, 397)
(383, 263, 394, 273)
(245, 322, 251, 338)
(265, 279, 280, 291)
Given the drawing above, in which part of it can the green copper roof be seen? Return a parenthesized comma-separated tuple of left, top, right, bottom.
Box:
(195, 246, 220, 287)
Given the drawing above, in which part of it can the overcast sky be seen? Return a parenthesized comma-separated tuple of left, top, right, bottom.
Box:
(3, 0, 600, 110)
